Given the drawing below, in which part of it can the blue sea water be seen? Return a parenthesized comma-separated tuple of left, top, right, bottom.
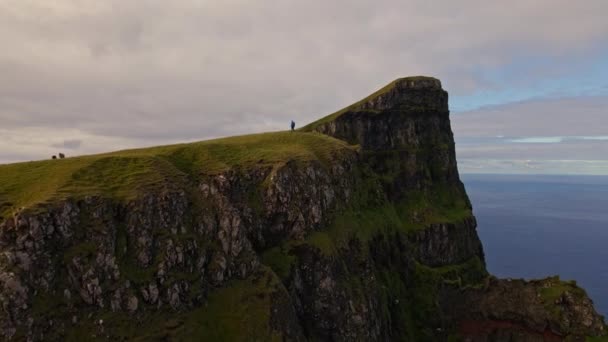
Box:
(461, 174, 608, 317)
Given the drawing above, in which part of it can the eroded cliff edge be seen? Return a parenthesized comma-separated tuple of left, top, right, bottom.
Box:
(0, 77, 605, 341)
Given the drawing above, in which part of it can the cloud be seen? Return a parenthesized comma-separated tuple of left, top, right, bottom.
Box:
(51, 139, 82, 150)
(452, 95, 608, 137)
(453, 95, 608, 174)
(1, 1, 608, 163)
(456, 139, 608, 160)
(458, 159, 608, 175)
(0, 127, 184, 164)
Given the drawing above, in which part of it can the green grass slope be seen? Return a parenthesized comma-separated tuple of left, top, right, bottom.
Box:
(0, 131, 356, 218)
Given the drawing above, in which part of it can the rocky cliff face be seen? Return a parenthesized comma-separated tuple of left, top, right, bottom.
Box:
(0, 77, 605, 341)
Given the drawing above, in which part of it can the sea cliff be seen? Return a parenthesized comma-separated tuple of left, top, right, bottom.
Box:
(0, 77, 604, 341)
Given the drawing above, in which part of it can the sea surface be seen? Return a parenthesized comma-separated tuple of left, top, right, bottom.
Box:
(461, 173, 608, 317)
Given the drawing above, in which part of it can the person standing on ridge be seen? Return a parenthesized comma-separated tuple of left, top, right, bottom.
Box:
(291, 120, 295, 131)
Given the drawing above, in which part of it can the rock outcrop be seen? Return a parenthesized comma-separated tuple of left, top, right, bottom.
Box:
(443, 276, 606, 341)
(0, 76, 605, 341)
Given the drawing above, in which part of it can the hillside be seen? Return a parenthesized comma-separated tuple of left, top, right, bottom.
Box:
(0, 76, 605, 341)
(0, 132, 355, 219)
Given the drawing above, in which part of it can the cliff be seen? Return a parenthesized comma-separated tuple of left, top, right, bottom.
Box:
(0, 77, 605, 341)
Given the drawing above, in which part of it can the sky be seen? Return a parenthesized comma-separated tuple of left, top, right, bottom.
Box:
(1, 0, 607, 174)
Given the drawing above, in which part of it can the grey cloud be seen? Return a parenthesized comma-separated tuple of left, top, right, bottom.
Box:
(1, 1, 608, 163)
(458, 159, 608, 175)
(452, 96, 608, 138)
(51, 139, 82, 150)
(456, 139, 608, 160)
(453, 95, 608, 174)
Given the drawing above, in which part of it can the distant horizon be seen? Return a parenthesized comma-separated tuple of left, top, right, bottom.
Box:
(457, 159, 608, 176)
(459, 166, 608, 176)
(2, 125, 608, 176)
(460, 172, 608, 177)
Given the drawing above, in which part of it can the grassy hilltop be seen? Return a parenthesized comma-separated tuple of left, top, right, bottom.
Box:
(0, 75, 444, 219)
(0, 131, 356, 218)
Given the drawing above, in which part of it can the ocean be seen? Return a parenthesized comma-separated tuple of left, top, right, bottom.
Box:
(461, 173, 608, 317)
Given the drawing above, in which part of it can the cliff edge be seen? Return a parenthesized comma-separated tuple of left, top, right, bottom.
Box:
(0, 77, 605, 341)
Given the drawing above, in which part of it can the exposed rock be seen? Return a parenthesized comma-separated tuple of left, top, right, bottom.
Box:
(410, 216, 484, 267)
(126, 295, 138, 313)
(442, 276, 606, 341)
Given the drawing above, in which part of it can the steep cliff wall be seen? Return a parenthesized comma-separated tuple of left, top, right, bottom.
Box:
(0, 77, 605, 341)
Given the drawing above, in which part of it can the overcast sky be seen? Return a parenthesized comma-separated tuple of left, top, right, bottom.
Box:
(1, 1, 607, 174)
